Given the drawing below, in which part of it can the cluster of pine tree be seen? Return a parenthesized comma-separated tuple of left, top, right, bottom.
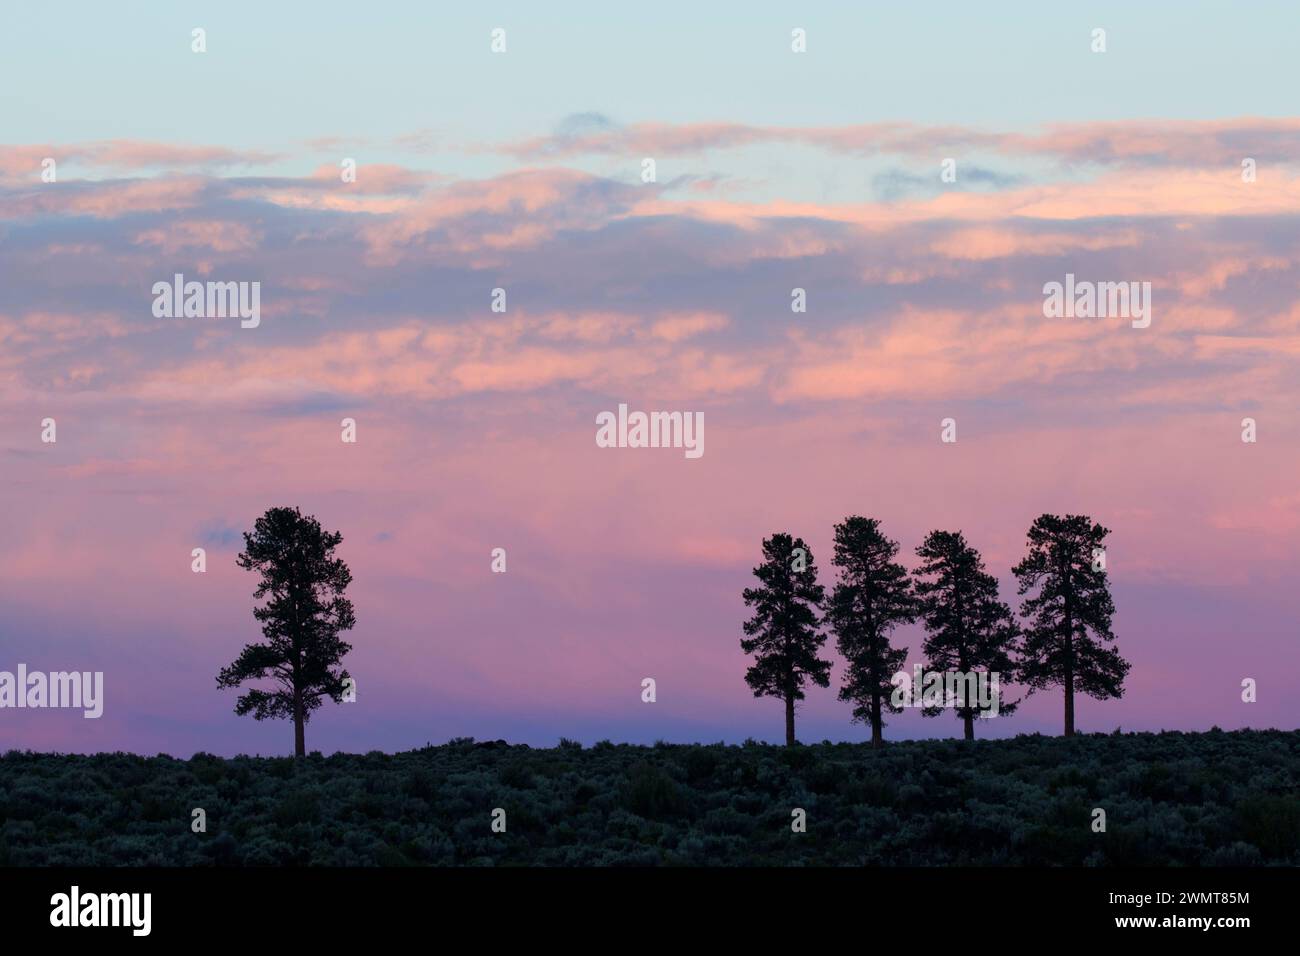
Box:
(740, 514, 1131, 747)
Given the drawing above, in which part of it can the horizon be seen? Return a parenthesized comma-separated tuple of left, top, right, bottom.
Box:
(6, 725, 1290, 764)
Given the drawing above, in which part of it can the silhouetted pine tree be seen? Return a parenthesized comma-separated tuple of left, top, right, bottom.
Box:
(826, 517, 917, 749)
(741, 532, 830, 746)
(1012, 514, 1129, 737)
(914, 530, 1019, 740)
(217, 506, 356, 756)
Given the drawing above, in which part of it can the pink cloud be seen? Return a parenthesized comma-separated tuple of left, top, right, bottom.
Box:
(0, 141, 275, 182)
(2, 175, 208, 218)
(132, 220, 262, 254)
(495, 117, 1300, 169)
(648, 312, 729, 342)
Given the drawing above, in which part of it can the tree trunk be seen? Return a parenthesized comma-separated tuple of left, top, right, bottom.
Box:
(291, 591, 307, 756)
(1063, 612, 1076, 738)
(870, 693, 883, 749)
(958, 644, 973, 741)
(784, 695, 795, 747)
(1063, 672, 1075, 737)
(293, 690, 306, 757)
(1063, 562, 1076, 738)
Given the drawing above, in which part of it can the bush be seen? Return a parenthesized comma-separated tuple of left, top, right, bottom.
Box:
(0, 730, 1296, 866)
(623, 761, 684, 819)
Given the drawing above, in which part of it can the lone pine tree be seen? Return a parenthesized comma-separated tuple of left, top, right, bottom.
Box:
(1012, 514, 1129, 737)
(741, 532, 831, 746)
(217, 506, 356, 756)
(914, 530, 1019, 740)
(826, 517, 916, 749)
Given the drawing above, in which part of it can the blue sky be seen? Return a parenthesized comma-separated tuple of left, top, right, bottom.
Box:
(6, 2, 1297, 161)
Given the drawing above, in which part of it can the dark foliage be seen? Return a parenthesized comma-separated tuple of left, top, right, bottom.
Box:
(1013, 514, 1130, 737)
(825, 517, 917, 748)
(2, 730, 1296, 866)
(914, 529, 1020, 739)
(741, 532, 831, 746)
(217, 506, 356, 756)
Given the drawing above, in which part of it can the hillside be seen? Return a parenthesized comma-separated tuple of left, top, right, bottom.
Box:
(2, 729, 1297, 866)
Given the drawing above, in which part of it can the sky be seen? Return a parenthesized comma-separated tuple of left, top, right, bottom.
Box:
(2, 2, 1298, 756)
